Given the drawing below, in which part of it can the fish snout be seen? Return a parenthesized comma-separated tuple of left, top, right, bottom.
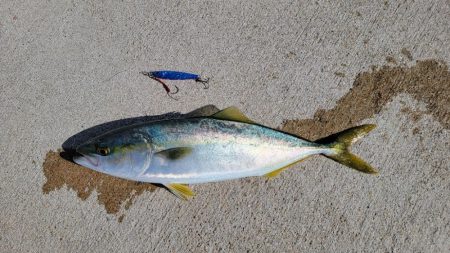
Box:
(73, 154, 99, 169)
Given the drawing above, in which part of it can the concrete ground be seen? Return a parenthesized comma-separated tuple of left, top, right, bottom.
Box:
(1, 0, 449, 252)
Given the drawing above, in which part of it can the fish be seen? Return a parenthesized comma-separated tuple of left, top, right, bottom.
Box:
(74, 107, 378, 199)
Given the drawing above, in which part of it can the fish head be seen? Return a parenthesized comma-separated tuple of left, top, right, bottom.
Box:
(73, 130, 152, 179)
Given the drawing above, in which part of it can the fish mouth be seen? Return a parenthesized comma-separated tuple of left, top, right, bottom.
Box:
(73, 154, 99, 169)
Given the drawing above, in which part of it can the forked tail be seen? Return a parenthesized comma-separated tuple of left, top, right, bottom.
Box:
(317, 124, 378, 174)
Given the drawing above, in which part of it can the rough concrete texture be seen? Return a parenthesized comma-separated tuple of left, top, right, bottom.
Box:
(1, 0, 449, 252)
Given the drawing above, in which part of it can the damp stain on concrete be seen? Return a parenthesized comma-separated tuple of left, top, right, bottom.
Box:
(282, 59, 449, 140)
(401, 48, 413, 60)
(385, 56, 397, 64)
(42, 151, 157, 219)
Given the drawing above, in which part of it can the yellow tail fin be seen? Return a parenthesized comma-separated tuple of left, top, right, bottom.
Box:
(317, 124, 378, 174)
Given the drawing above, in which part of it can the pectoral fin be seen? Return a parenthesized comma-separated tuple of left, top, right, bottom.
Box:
(164, 183, 195, 200)
(155, 147, 193, 160)
(210, 107, 255, 124)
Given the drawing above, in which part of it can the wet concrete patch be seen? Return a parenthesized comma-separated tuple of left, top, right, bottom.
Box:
(401, 48, 413, 60)
(385, 56, 397, 64)
(282, 59, 449, 140)
(42, 151, 157, 218)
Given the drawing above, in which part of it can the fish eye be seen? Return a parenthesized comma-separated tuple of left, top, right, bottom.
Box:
(96, 146, 110, 156)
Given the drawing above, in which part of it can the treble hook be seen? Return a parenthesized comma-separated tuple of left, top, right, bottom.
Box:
(195, 77, 210, 89)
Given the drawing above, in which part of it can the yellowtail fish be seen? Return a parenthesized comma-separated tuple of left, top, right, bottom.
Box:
(74, 107, 377, 199)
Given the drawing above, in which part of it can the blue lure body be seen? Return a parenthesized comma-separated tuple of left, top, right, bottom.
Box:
(149, 71, 200, 80)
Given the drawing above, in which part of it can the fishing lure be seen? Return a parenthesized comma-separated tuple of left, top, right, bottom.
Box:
(141, 70, 209, 99)
(74, 107, 378, 200)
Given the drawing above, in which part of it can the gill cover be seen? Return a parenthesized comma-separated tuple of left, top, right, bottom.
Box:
(74, 131, 153, 179)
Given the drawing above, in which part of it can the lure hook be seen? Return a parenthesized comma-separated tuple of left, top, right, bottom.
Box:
(167, 92, 179, 101)
(196, 77, 210, 89)
(170, 85, 179, 95)
(150, 77, 179, 100)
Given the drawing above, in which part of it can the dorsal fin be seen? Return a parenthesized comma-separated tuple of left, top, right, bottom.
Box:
(210, 107, 255, 124)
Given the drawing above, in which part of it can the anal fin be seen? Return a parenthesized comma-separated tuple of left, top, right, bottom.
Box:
(164, 183, 195, 200)
(264, 158, 307, 179)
